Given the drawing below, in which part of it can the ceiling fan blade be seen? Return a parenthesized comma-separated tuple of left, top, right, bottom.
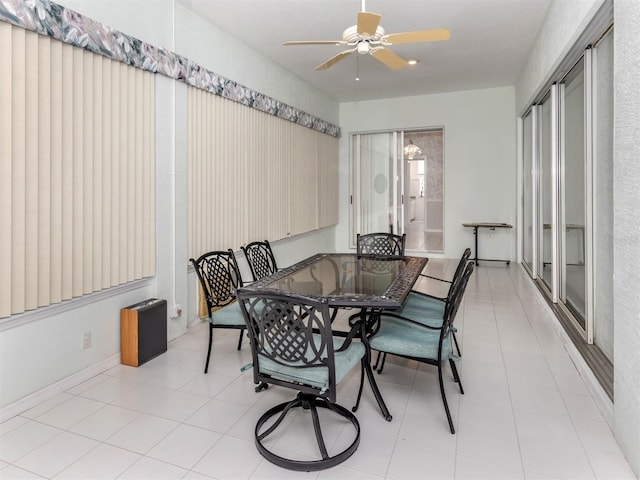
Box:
(371, 48, 409, 70)
(357, 11, 382, 36)
(315, 49, 354, 71)
(382, 28, 451, 45)
(283, 40, 346, 46)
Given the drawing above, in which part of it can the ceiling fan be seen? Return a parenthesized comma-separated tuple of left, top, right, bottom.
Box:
(283, 0, 450, 71)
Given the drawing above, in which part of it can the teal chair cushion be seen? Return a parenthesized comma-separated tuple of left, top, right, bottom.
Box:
(396, 292, 447, 329)
(401, 292, 445, 315)
(258, 336, 365, 391)
(369, 317, 452, 360)
(209, 302, 246, 326)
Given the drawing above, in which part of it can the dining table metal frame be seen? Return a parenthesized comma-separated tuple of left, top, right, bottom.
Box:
(239, 252, 428, 421)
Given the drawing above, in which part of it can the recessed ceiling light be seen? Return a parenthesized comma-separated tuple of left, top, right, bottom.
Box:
(408, 59, 418, 66)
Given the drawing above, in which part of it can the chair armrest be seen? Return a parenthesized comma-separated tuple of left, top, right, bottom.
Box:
(374, 311, 443, 332)
(418, 273, 452, 284)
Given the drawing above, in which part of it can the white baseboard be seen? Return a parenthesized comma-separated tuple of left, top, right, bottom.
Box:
(0, 354, 121, 423)
(563, 332, 614, 427)
(186, 315, 206, 329)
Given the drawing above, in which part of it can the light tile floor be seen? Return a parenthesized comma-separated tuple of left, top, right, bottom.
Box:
(404, 220, 443, 252)
(1, 261, 637, 479)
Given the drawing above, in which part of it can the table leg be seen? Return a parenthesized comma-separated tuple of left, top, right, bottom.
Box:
(364, 357, 392, 421)
(473, 226, 479, 266)
(358, 310, 392, 421)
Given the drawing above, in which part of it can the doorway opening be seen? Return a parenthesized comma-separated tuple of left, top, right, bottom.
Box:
(403, 130, 444, 251)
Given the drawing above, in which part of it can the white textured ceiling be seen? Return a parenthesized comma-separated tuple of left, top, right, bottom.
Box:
(176, 0, 551, 102)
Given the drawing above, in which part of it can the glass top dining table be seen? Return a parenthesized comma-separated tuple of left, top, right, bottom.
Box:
(239, 253, 428, 422)
(241, 253, 428, 310)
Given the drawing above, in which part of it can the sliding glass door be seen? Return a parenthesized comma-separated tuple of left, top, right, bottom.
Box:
(351, 132, 401, 239)
(520, 30, 613, 351)
(592, 29, 614, 360)
(560, 57, 587, 326)
(522, 110, 534, 273)
(538, 91, 555, 294)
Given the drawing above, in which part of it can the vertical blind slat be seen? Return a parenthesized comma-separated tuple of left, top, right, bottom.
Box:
(61, 42, 73, 301)
(193, 88, 199, 256)
(72, 47, 84, 297)
(198, 89, 204, 254)
(25, 30, 39, 311)
(100, 57, 111, 289)
(219, 97, 228, 249)
(11, 26, 26, 315)
(92, 54, 103, 291)
(118, 62, 128, 284)
(110, 61, 121, 287)
(143, 72, 154, 277)
(49, 38, 62, 304)
(82, 50, 94, 295)
(187, 89, 191, 255)
(0, 22, 12, 317)
(126, 65, 135, 282)
(134, 68, 143, 279)
(21, 30, 35, 308)
(38, 35, 52, 307)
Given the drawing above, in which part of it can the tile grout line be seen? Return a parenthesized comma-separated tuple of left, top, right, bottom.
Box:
(485, 265, 528, 478)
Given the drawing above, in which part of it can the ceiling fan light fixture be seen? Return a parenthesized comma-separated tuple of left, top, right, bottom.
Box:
(408, 59, 418, 65)
(357, 42, 370, 54)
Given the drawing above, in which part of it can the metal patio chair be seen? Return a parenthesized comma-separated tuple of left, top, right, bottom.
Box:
(367, 262, 474, 434)
(190, 249, 246, 374)
(237, 289, 367, 471)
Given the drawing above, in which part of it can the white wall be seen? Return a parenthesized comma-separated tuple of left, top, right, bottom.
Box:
(613, 1, 640, 474)
(515, 0, 606, 113)
(0, 0, 339, 414)
(174, 4, 338, 125)
(338, 86, 517, 261)
(0, 283, 154, 413)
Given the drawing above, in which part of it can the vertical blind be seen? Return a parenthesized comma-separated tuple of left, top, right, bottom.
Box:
(0, 23, 156, 319)
(187, 86, 338, 258)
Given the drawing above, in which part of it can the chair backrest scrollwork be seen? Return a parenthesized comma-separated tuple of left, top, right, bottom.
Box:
(242, 240, 279, 281)
(357, 233, 406, 258)
(190, 250, 242, 316)
(237, 290, 338, 401)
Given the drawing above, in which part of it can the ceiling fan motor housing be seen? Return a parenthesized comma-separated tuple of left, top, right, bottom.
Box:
(343, 24, 386, 45)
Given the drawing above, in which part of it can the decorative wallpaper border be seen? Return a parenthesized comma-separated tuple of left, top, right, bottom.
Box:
(0, 0, 341, 138)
